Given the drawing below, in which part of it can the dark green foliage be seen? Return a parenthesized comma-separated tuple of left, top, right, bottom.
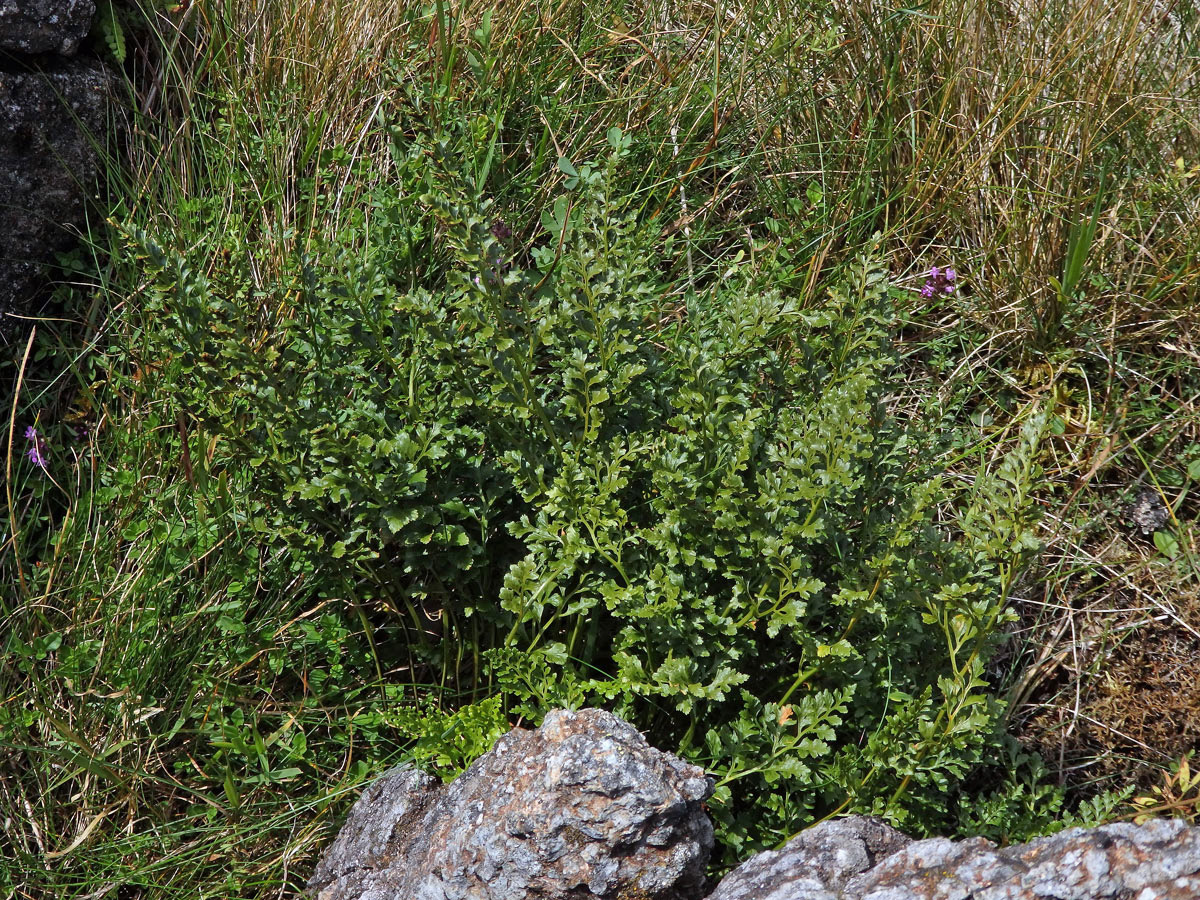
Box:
(114, 114, 1049, 862)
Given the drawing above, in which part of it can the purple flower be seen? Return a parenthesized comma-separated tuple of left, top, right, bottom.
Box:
(919, 265, 958, 299)
(24, 425, 48, 470)
(486, 220, 513, 277)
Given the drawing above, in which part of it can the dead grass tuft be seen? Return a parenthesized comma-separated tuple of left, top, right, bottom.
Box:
(1013, 530, 1200, 792)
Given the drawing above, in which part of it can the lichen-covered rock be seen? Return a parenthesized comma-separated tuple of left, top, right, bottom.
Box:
(307, 708, 714, 900)
(0, 0, 96, 55)
(705, 817, 911, 900)
(0, 57, 110, 339)
(709, 815, 1200, 900)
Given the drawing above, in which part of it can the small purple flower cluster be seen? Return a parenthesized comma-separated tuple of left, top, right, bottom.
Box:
(474, 219, 514, 293)
(488, 219, 512, 272)
(25, 425, 48, 470)
(920, 266, 957, 298)
(490, 220, 512, 243)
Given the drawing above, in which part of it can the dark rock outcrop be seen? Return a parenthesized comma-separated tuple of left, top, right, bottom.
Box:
(308, 708, 714, 900)
(709, 815, 1200, 900)
(1, 0, 110, 343)
(0, 0, 96, 56)
(1, 59, 110, 334)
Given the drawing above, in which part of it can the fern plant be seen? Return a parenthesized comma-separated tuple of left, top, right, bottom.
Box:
(414, 131, 1050, 858)
(95, 0, 126, 62)
(93, 0, 178, 64)
(118, 118, 1052, 864)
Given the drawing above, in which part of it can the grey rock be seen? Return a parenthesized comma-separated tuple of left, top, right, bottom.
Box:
(705, 817, 912, 900)
(308, 708, 714, 900)
(0, 0, 96, 56)
(710, 815, 1200, 900)
(0, 57, 111, 339)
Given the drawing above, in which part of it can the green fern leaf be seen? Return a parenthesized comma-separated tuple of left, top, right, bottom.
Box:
(99, 1, 126, 64)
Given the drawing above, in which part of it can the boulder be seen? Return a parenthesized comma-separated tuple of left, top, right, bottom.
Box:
(308, 708, 714, 900)
(708, 815, 1200, 900)
(0, 0, 96, 56)
(0, 56, 110, 340)
(310, 709, 1200, 900)
(704, 816, 911, 900)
